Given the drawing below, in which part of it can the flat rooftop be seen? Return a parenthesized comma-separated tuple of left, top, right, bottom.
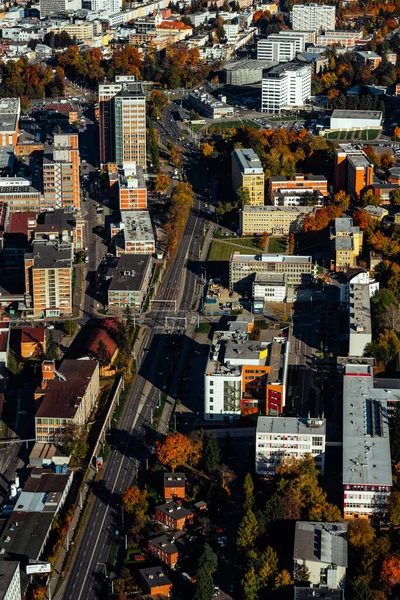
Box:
(349, 284, 372, 336)
(294, 521, 347, 566)
(224, 58, 277, 71)
(230, 253, 312, 264)
(27, 241, 73, 270)
(335, 237, 353, 251)
(343, 364, 392, 487)
(348, 154, 372, 168)
(331, 109, 382, 120)
(254, 272, 287, 285)
(265, 61, 310, 76)
(115, 81, 145, 97)
(107, 254, 151, 292)
(232, 148, 263, 174)
(119, 211, 154, 243)
(334, 217, 360, 233)
(242, 205, 314, 214)
(257, 416, 326, 436)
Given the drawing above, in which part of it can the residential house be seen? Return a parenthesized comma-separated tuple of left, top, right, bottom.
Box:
(163, 473, 186, 500)
(155, 501, 194, 531)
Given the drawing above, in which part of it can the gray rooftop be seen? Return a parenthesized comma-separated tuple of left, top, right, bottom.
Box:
(335, 237, 354, 251)
(331, 109, 382, 120)
(107, 254, 151, 293)
(230, 253, 312, 264)
(343, 364, 392, 487)
(349, 284, 372, 336)
(148, 533, 183, 555)
(139, 566, 171, 589)
(118, 211, 154, 244)
(294, 521, 348, 566)
(254, 272, 287, 285)
(26, 241, 73, 270)
(257, 416, 326, 436)
(242, 205, 314, 214)
(115, 81, 145, 98)
(232, 148, 263, 174)
(156, 501, 193, 520)
(264, 61, 311, 77)
(0, 562, 19, 597)
(334, 217, 360, 233)
(224, 58, 277, 71)
(164, 472, 186, 487)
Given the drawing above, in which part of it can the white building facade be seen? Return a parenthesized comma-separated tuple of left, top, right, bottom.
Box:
(290, 4, 336, 32)
(262, 63, 311, 114)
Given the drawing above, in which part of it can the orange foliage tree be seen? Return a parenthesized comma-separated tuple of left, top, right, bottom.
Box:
(381, 555, 400, 587)
(122, 485, 148, 518)
(200, 142, 214, 158)
(156, 432, 192, 470)
(154, 173, 170, 194)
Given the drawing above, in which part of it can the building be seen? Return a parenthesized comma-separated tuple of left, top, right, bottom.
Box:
(232, 148, 264, 206)
(99, 76, 146, 168)
(230, 252, 313, 291)
(148, 534, 181, 569)
(240, 205, 314, 235)
(118, 162, 147, 210)
(356, 51, 382, 70)
(204, 320, 290, 419)
(39, 0, 80, 16)
(0, 562, 21, 600)
(256, 416, 326, 476)
(257, 33, 305, 62)
(139, 567, 173, 597)
(272, 188, 324, 207)
(316, 30, 363, 48)
(0, 98, 20, 148)
(334, 144, 373, 198)
(295, 589, 344, 600)
(330, 110, 382, 131)
(15, 131, 44, 158)
(348, 284, 372, 357)
(42, 134, 80, 212)
(155, 502, 194, 530)
(290, 4, 336, 32)
(186, 90, 234, 119)
(343, 363, 392, 519)
(111, 211, 155, 256)
(163, 473, 186, 500)
(268, 174, 328, 202)
(59, 21, 94, 42)
(222, 59, 276, 85)
(253, 273, 287, 309)
(338, 270, 379, 305)
(364, 205, 388, 221)
(385, 52, 397, 65)
(24, 241, 73, 317)
(330, 217, 363, 272)
(0, 178, 41, 213)
(83, 318, 119, 376)
(106, 254, 152, 310)
(293, 522, 347, 588)
(21, 328, 46, 358)
(262, 62, 311, 114)
(34, 359, 100, 443)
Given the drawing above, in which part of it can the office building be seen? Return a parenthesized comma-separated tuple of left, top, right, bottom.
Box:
(187, 90, 234, 119)
(204, 320, 289, 419)
(268, 174, 328, 201)
(330, 217, 363, 272)
(106, 254, 152, 309)
(0, 562, 21, 600)
(59, 21, 94, 42)
(118, 162, 147, 210)
(0, 98, 20, 148)
(24, 241, 73, 317)
(330, 110, 382, 131)
(111, 211, 155, 256)
(348, 284, 372, 357)
(316, 30, 363, 47)
(278, 29, 316, 45)
(343, 363, 392, 519)
(290, 4, 336, 32)
(230, 252, 313, 291)
(42, 134, 80, 212)
(256, 416, 326, 476)
(240, 205, 314, 235)
(334, 144, 373, 198)
(257, 33, 305, 62)
(222, 59, 276, 85)
(35, 359, 100, 443)
(39, 0, 80, 16)
(232, 148, 265, 206)
(338, 270, 379, 305)
(272, 188, 324, 207)
(99, 76, 146, 168)
(356, 51, 382, 70)
(261, 62, 311, 114)
(0, 177, 41, 213)
(253, 273, 287, 309)
(293, 522, 347, 588)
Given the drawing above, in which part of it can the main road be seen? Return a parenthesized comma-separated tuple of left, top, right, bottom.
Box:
(59, 138, 208, 600)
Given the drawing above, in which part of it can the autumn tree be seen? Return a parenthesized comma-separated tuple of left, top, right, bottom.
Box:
(261, 231, 268, 251)
(381, 151, 395, 170)
(148, 90, 168, 119)
(218, 464, 235, 495)
(333, 190, 350, 211)
(156, 432, 191, 470)
(243, 473, 254, 512)
(62, 424, 88, 460)
(236, 186, 250, 207)
(259, 546, 278, 585)
(164, 181, 194, 257)
(353, 209, 373, 231)
(390, 188, 400, 205)
(294, 563, 310, 583)
(63, 320, 77, 336)
(389, 491, 400, 526)
(367, 329, 400, 365)
(169, 143, 183, 167)
(274, 569, 293, 589)
(347, 518, 375, 549)
(393, 126, 400, 141)
(381, 555, 400, 587)
(361, 188, 381, 207)
(122, 485, 148, 520)
(187, 430, 204, 467)
(154, 172, 170, 194)
(241, 567, 260, 600)
(200, 142, 214, 158)
(237, 509, 259, 550)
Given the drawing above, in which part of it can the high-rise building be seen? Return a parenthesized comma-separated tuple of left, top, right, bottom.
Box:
(24, 240, 73, 317)
(290, 3, 335, 32)
(257, 33, 305, 62)
(231, 148, 265, 206)
(99, 76, 146, 168)
(261, 63, 311, 114)
(42, 134, 80, 212)
(39, 0, 80, 17)
(0, 98, 20, 148)
(334, 143, 373, 198)
(118, 162, 147, 210)
(0, 562, 21, 600)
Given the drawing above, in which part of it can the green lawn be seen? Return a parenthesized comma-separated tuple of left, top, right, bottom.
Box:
(195, 323, 212, 334)
(325, 129, 380, 141)
(209, 120, 260, 132)
(208, 237, 263, 261)
(361, 129, 380, 140)
(268, 237, 287, 253)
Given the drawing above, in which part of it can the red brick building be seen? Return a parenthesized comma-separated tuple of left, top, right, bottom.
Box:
(155, 501, 194, 531)
(163, 473, 186, 500)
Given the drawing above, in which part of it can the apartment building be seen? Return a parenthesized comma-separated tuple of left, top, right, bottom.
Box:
(268, 174, 328, 201)
(253, 273, 287, 309)
(111, 211, 155, 256)
(99, 76, 146, 167)
(356, 51, 382, 70)
(34, 359, 100, 443)
(187, 90, 234, 119)
(256, 416, 326, 476)
(261, 62, 311, 114)
(316, 30, 363, 47)
(0, 562, 21, 600)
(290, 4, 336, 32)
(348, 284, 372, 357)
(0, 98, 20, 148)
(230, 252, 313, 291)
(334, 144, 373, 198)
(118, 162, 147, 210)
(330, 217, 363, 273)
(39, 0, 80, 16)
(343, 363, 392, 519)
(204, 320, 289, 419)
(232, 148, 264, 206)
(272, 188, 324, 207)
(42, 134, 80, 212)
(240, 205, 314, 235)
(257, 33, 305, 62)
(106, 253, 152, 309)
(24, 240, 73, 317)
(59, 20, 94, 41)
(0, 177, 41, 212)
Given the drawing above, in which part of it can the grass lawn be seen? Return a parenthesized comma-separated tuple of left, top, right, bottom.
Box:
(325, 129, 380, 141)
(195, 323, 212, 334)
(268, 237, 287, 253)
(361, 129, 380, 140)
(208, 236, 263, 261)
(209, 120, 260, 132)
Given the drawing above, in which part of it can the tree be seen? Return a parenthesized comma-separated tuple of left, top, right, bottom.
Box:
(204, 432, 221, 475)
(217, 463, 235, 495)
(154, 173, 170, 194)
(147, 117, 160, 171)
(390, 188, 400, 205)
(200, 142, 214, 158)
(243, 473, 254, 512)
(64, 320, 77, 336)
(236, 186, 250, 207)
(367, 329, 400, 365)
(188, 430, 204, 467)
(361, 188, 380, 207)
(241, 567, 260, 600)
(381, 555, 400, 587)
(46, 331, 59, 360)
(122, 485, 148, 520)
(381, 151, 395, 170)
(389, 491, 400, 526)
(264, 492, 284, 525)
(62, 424, 88, 460)
(261, 232, 268, 251)
(347, 519, 375, 549)
(393, 126, 400, 141)
(274, 569, 293, 589)
(334, 190, 350, 211)
(294, 563, 310, 583)
(237, 509, 259, 550)
(351, 578, 374, 600)
(198, 543, 218, 574)
(194, 566, 214, 600)
(371, 289, 397, 315)
(382, 304, 400, 332)
(259, 546, 278, 585)
(156, 432, 191, 470)
(96, 339, 111, 367)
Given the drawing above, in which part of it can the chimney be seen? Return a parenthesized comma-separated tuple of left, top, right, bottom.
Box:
(42, 360, 55, 380)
